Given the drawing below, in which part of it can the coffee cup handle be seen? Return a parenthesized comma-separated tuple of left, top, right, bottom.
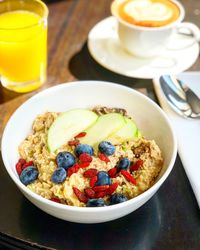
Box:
(176, 22, 200, 43)
(151, 22, 200, 69)
(166, 22, 200, 51)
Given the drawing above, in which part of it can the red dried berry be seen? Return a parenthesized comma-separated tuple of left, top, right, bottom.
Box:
(106, 182, 118, 195)
(94, 191, 107, 198)
(84, 188, 95, 198)
(120, 170, 137, 185)
(79, 153, 92, 163)
(93, 185, 109, 192)
(74, 163, 80, 171)
(22, 161, 34, 170)
(19, 158, 26, 165)
(83, 168, 98, 178)
(68, 139, 80, 146)
(90, 176, 98, 188)
(67, 168, 74, 177)
(74, 132, 87, 138)
(130, 159, 143, 172)
(73, 187, 88, 203)
(98, 153, 110, 163)
(67, 164, 80, 177)
(78, 162, 90, 168)
(16, 162, 22, 175)
(108, 167, 117, 178)
(50, 197, 61, 203)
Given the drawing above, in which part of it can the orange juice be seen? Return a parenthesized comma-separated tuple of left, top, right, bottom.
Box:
(0, 1, 48, 93)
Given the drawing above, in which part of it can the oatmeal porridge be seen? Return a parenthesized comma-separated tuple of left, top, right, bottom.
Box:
(16, 107, 163, 207)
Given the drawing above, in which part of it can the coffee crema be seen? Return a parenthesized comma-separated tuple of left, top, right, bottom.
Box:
(112, 0, 180, 27)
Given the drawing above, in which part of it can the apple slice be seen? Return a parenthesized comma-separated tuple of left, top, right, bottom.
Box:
(106, 117, 140, 144)
(47, 109, 98, 152)
(135, 129, 142, 139)
(80, 113, 125, 146)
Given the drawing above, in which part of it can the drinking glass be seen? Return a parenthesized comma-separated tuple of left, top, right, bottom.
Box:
(0, 0, 48, 93)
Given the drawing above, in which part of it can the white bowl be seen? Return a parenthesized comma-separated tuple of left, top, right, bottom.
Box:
(1, 81, 177, 223)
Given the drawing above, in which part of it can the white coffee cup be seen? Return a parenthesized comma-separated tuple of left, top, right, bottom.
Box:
(111, 0, 200, 58)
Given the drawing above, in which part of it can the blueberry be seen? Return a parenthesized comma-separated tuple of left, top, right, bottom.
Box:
(110, 193, 128, 205)
(117, 157, 130, 171)
(86, 198, 107, 207)
(51, 168, 67, 183)
(19, 166, 38, 185)
(74, 144, 94, 157)
(95, 171, 111, 186)
(56, 151, 75, 170)
(98, 141, 115, 156)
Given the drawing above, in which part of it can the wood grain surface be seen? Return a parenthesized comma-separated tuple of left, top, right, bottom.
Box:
(0, 0, 199, 141)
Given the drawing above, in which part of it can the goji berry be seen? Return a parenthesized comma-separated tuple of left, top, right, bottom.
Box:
(93, 185, 109, 192)
(19, 158, 26, 165)
(108, 167, 117, 178)
(68, 139, 80, 146)
(130, 159, 143, 172)
(84, 188, 95, 198)
(94, 191, 107, 198)
(73, 187, 88, 203)
(68, 168, 75, 177)
(22, 161, 34, 170)
(74, 132, 87, 138)
(68, 164, 80, 177)
(106, 182, 118, 195)
(16, 162, 22, 175)
(74, 163, 80, 171)
(90, 176, 97, 187)
(50, 197, 61, 203)
(98, 153, 110, 163)
(83, 168, 98, 178)
(78, 162, 90, 168)
(79, 153, 92, 163)
(120, 170, 137, 185)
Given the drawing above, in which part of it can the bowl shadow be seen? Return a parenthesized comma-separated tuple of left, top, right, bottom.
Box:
(19, 194, 162, 250)
(68, 41, 159, 102)
(68, 41, 152, 89)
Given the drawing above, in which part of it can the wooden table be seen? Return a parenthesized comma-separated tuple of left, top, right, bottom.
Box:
(0, 0, 200, 249)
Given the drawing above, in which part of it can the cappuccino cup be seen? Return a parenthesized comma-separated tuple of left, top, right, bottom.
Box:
(111, 0, 200, 58)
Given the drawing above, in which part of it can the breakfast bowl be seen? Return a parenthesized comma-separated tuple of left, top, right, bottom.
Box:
(1, 81, 177, 223)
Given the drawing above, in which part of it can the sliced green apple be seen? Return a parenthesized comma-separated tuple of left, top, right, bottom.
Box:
(80, 113, 125, 146)
(47, 109, 98, 152)
(135, 129, 142, 139)
(106, 117, 140, 144)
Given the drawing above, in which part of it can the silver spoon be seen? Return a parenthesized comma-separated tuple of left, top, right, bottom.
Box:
(159, 75, 200, 119)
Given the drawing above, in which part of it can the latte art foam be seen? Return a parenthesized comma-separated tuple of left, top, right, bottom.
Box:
(124, 1, 172, 21)
(113, 0, 180, 27)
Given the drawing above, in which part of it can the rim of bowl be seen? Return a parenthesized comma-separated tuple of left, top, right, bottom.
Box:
(1, 80, 177, 213)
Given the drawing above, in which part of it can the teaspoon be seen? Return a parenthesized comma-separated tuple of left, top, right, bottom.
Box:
(159, 75, 200, 119)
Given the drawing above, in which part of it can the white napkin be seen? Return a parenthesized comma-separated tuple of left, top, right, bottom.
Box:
(153, 72, 200, 208)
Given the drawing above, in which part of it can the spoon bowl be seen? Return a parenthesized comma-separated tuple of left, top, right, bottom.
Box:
(159, 75, 200, 119)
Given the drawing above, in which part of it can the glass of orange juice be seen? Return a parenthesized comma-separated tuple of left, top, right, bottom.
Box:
(0, 0, 48, 93)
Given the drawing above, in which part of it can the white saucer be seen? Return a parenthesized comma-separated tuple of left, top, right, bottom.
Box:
(88, 17, 200, 79)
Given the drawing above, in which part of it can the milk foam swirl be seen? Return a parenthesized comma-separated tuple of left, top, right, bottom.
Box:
(123, 0, 172, 22)
(112, 0, 180, 27)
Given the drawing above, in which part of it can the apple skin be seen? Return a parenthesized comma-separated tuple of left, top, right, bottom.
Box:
(106, 117, 140, 144)
(48, 109, 142, 153)
(47, 109, 98, 152)
(80, 113, 125, 147)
